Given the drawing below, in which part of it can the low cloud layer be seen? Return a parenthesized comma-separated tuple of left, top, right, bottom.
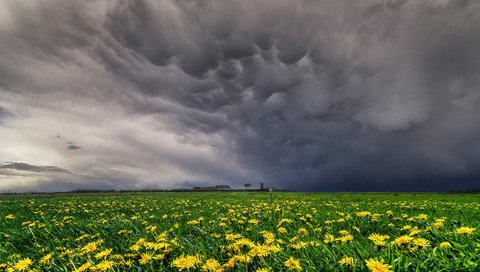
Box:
(1, 0, 480, 192)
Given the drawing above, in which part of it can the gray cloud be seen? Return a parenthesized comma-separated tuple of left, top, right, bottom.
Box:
(1, 162, 70, 174)
(67, 144, 82, 150)
(1, 0, 480, 192)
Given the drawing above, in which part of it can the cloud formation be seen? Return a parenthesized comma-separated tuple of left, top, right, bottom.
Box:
(1, 0, 480, 192)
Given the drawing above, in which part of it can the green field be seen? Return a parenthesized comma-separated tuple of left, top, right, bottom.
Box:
(1, 192, 479, 271)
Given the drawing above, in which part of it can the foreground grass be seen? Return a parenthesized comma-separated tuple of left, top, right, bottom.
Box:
(0, 192, 479, 271)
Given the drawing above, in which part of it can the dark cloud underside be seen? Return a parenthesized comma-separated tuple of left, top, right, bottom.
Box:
(1, 0, 480, 192)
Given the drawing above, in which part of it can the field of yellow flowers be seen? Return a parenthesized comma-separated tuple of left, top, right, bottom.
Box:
(0, 192, 479, 271)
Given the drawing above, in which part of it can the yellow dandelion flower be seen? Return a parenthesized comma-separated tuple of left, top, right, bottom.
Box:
(154, 254, 165, 260)
(82, 242, 97, 253)
(284, 257, 301, 271)
(172, 255, 199, 270)
(13, 258, 32, 271)
(339, 257, 354, 266)
(439, 242, 452, 248)
(324, 234, 335, 244)
(201, 258, 221, 272)
(368, 233, 390, 246)
(336, 234, 354, 243)
(93, 260, 114, 271)
(408, 229, 420, 236)
(365, 258, 392, 272)
(39, 253, 53, 265)
(413, 238, 430, 247)
(139, 253, 152, 265)
(95, 249, 112, 259)
(298, 228, 308, 236)
(456, 227, 475, 235)
(256, 268, 270, 272)
(277, 227, 287, 234)
(73, 262, 92, 272)
(393, 235, 413, 246)
(356, 211, 371, 217)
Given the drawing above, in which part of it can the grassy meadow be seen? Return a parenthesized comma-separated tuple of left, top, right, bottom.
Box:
(0, 192, 479, 271)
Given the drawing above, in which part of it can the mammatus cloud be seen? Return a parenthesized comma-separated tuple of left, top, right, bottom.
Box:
(1, 0, 480, 192)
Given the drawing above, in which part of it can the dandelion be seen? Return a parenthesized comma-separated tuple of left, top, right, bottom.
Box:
(339, 257, 354, 266)
(73, 262, 92, 272)
(357, 211, 372, 217)
(201, 258, 221, 271)
(298, 228, 308, 236)
(93, 260, 115, 271)
(365, 258, 392, 272)
(277, 227, 287, 234)
(82, 242, 97, 253)
(336, 234, 354, 243)
(255, 268, 270, 272)
(139, 253, 152, 265)
(324, 234, 335, 244)
(393, 235, 413, 246)
(13, 258, 32, 271)
(408, 229, 420, 236)
(439, 242, 452, 248)
(39, 253, 53, 265)
(413, 238, 430, 247)
(456, 227, 475, 235)
(284, 257, 301, 271)
(172, 255, 199, 270)
(368, 233, 390, 246)
(95, 249, 112, 259)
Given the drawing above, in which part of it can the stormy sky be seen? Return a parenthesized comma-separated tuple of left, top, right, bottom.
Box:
(1, 0, 480, 192)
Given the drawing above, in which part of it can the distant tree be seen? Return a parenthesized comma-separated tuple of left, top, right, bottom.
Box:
(260, 182, 265, 190)
(244, 183, 252, 189)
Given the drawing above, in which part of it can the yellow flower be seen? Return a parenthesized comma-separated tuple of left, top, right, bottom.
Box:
(408, 229, 420, 236)
(298, 228, 308, 236)
(82, 242, 97, 253)
(255, 268, 270, 272)
(417, 214, 428, 221)
(5, 214, 15, 220)
(201, 258, 221, 271)
(368, 233, 390, 246)
(277, 227, 287, 234)
(13, 258, 32, 271)
(172, 255, 199, 270)
(401, 225, 412, 231)
(93, 260, 114, 271)
(336, 234, 354, 243)
(248, 245, 270, 257)
(456, 227, 475, 235)
(356, 211, 372, 217)
(439, 242, 452, 248)
(413, 238, 430, 247)
(324, 234, 335, 244)
(95, 249, 112, 259)
(284, 257, 301, 271)
(339, 257, 354, 266)
(393, 236, 413, 246)
(39, 253, 53, 265)
(139, 253, 152, 265)
(73, 262, 92, 272)
(365, 258, 392, 272)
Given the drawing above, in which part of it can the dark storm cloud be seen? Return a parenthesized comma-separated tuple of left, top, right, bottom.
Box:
(1, 0, 480, 192)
